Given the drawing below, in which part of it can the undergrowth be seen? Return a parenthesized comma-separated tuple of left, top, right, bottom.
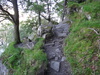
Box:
(1, 38, 47, 75)
(64, 1, 100, 75)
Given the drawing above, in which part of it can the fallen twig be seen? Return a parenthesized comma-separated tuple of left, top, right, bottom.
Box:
(88, 28, 100, 35)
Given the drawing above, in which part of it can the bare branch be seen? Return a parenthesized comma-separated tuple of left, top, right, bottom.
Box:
(41, 14, 57, 23)
(0, 18, 7, 22)
(41, 14, 49, 21)
(6, 16, 13, 22)
(0, 4, 14, 22)
(0, 13, 7, 15)
(0, 15, 6, 17)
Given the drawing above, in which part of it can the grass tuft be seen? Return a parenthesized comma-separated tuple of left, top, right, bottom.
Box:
(1, 38, 47, 75)
(64, 1, 100, 75)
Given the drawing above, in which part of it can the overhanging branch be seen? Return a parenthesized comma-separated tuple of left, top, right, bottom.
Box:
(41, 14, 50, 21)
(0, 5, 14, 22)
(0, 18, 7, 22)
(41, 14, 58, 24)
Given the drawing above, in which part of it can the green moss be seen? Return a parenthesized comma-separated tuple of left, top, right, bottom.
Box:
(1, 38, 47, 75)
(64, 1, 100, 75)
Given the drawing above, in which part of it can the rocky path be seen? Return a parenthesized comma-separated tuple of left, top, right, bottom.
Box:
(44, 22, 72, 75)
(0, 60, 8, 75)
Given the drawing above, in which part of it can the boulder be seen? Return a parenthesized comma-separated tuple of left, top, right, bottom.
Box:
(17, 42, 35, 49)
(48, 53, 56, 59)
(55, 57, 59, 61)
(50, 61, 60, 72)
(0, 60, 8, 75)
(37, 24, 53, 37)
(52, 23, 69, 37)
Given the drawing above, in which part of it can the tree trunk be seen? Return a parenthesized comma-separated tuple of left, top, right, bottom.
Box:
(14, 24, 21, 44)
(0, 0, 21, 44)
(12, 0, 21, 44)
(38, 11, 41, 25)
(47, 0, 51, 22)
(62, 0, 67, 21)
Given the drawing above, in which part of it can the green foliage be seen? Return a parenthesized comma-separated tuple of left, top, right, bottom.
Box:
(1, 38, 47, 75)
(30, 3, 45, 13)
(20, 17, 38, 39)
(64, 1, 100, 75)
(83, 2, 100, 13)
(55, 1, 63, 16)
(34, 38, 44, 50)
(26, 0, 45, 14)
(0, 23, 14, 44)
(67, 2, 80, 8)
(80, 20, 100, 28)
(1, 42, 22, 68)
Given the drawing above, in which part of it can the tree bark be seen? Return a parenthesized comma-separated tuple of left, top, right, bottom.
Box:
(14, 24, 21, 44)
(47, 0, 51, 22)
(0, 0, 21, 44)
(38, 11, 41, 26)
(12, 0, 21, 44)
(62, 0, 67, 21)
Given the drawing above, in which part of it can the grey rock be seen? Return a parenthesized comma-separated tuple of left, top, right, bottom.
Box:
(37, 24, 53, 37)
(48, 53, 55, 59)
(55, 57, 59, 61)
(85, 13, 91, 20)
(61, 57, 66, 61)
(0, 60, 8, 75)
(17, 42, 35, 49)
(45, 43, 55, 46)
(44, 21, 72, 75)
(58, 55, 61, 58)
(26, 42, 35, 49)
(0, 48, 4, 56)
(50, 61, 60, 72)
(42, 33, 53, 39)
(55, 49, 61, 53)
(42, 34, 47, 39)
(52, 23, 69, 38)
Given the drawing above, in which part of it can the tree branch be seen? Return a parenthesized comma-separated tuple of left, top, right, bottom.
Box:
(88, 28, 100, 35)
(6, 16, 14, 22)
(0, 15, 6, 17)
(0, 18, 7, 22)
(41, 14, 49, 21)
(0, 5, 14, 23)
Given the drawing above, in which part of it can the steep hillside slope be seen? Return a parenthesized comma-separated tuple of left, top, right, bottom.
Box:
(64, 1, 100, 75)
